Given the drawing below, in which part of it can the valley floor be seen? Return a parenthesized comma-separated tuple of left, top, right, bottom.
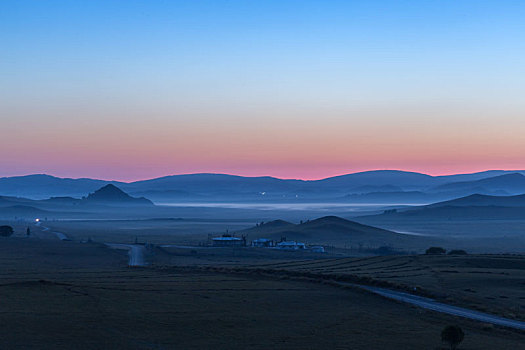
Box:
(0, 238, 524, 349)
(254, 254, 525, 322)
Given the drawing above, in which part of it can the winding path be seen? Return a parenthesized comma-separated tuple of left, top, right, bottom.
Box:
(105, 243, 146, 267)
(36, 223, 70, 241)
(36, 223, 145, 267)
(345, 283, 525, 331)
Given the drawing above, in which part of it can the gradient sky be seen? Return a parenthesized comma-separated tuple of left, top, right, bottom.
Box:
(2, 1, 525, 181)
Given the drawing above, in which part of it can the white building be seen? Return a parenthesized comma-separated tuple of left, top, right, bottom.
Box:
(310, 246, 325, 253)
(212, 236, 243, 247)
(276, 241, 306, 250)
(252, 238, 273, 247)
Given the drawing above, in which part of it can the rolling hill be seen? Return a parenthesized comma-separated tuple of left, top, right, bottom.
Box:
(0, 185, 154, 220)
(0, 174, 117, 198)
(426, 193, 525, 208)
(242, 215, 419, 248)
(361, 192, 525, 221)
(430, 173, 525, 195)
(316, 170, 437, 191)
(83, 184, 153, 206)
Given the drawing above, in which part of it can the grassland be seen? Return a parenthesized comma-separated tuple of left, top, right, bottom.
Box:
(32, 219, 255, 245)
(34, 217, 447, 254)
(34, 216, 525, 255)
(354, 217, 525, 253)
(254, 254, 525, 322)
(0, 237, 524, 349)
(2, 217, 525, 349)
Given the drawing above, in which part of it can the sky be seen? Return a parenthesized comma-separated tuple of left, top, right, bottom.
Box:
(1, 0, 525, 181)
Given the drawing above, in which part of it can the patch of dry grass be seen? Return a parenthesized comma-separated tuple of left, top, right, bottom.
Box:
(0, 237, 523, 349)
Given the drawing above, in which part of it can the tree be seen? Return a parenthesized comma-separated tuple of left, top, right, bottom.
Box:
(26, 227, 31, 236)
(0, 225, 14, 237)
(441, 325, 464, 350)
(425, 246, 446, 255)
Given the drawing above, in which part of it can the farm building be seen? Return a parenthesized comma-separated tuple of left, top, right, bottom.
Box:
(252, 238, 274, 247)
(212, 236, 244, 247)
(276, 241, 306, 250)
(310, 246, 325, 253)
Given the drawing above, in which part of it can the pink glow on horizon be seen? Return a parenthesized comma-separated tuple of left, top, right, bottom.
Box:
(3, 101, 525, 182)
(3, 132, 525, 181)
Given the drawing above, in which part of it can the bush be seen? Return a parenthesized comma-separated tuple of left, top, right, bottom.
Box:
(425, 246, 446, 255)
(441, 325, 464, 350)
(0, 225, 14, 237)
(448, 249, 467, 255)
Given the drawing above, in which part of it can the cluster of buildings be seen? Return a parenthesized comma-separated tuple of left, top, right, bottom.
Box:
(210, 234, 324, 253)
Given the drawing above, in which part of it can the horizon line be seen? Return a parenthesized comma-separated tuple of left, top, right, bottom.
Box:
(1, 168, 524, 183)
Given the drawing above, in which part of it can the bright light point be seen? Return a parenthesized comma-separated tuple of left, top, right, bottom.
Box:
(35, 218, 40, 222)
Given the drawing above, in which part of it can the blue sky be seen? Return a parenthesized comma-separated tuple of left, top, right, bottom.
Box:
(1, 1, 525, 180)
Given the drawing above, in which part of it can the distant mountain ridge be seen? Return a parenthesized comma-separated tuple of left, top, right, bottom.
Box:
(0, 174, 122, 199)
(2, 170, 525, 202)
(0, 184, 154, 218)
(427, 193, 525, 208)
(361, 192, 525, 221)
(316, 170, 436, 190)
(430, 173, 525, 195)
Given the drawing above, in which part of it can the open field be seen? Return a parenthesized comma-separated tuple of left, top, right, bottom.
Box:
(0, 238, 524, 349)
(154, 245, 334, 266)
(256, 254, 525, 322)
(354, 217, 525, 238)
(30, 219, 255, 245)
(30, 218, 450, 254)
(3, 218, 525, 348)
(27, 213, 525, 255)
(354, 217, 525, 253)
(10, 202, 525, 254)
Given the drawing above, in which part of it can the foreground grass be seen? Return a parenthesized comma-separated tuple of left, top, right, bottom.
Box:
(254, 254, 525, 322)
(0, 238, 524, 349)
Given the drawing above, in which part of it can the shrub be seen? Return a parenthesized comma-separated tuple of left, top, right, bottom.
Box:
(0, 225, 14, 237)
(425, 246, 446, 255)
(441, 325, 464, 350)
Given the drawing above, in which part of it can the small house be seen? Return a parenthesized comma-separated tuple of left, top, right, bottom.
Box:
(276, 241, 306, 250)
(252, 238, 273, 247)
(212, 235, 244, 247)
(310, 246, 325, 253)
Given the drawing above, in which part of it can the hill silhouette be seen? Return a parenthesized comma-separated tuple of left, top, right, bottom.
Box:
(83, 185, 153, 206)
(243, 215, 418, 248)
(259, 219, 294, 229)
(362, 192, 525, 221)
(120, 170, 525, 201)
(0, 174, 116, 198)
(317, 170, 437, 190)
(427, 193, 525, 208)
(431, 173, 525, 195)
(4, 170, 525, 202)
